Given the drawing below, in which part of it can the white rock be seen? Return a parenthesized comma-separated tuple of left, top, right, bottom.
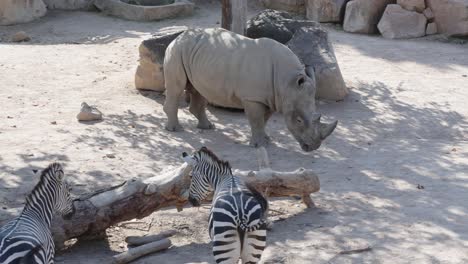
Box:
(0, 0, 47, 26)
(77, 102, 103, 121)
(344, 0, 395, 34)
(397, 0, 425, 13)
(261, 0, 306, 13)
(378, 4, 427, 39)
(306, 0, 349, 23)
(426, 0, 468, 37)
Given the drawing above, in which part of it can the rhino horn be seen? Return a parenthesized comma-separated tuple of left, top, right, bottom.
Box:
(305, 66, 316, 83)
(320, 120, 338, 140)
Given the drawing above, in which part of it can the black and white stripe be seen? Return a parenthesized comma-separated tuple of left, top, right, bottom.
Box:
(0, 162, 75, 264)
(183, 147, 268, 264)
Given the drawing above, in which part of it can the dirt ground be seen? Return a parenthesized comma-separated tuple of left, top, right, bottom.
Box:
(1, 1, 468, 263)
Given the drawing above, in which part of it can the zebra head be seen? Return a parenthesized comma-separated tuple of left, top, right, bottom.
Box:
(182, 147, 231, 207)
(49, 163, 75, 220)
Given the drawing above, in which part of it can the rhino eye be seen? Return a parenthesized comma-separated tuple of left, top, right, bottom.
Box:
(296, 116, 304, 125)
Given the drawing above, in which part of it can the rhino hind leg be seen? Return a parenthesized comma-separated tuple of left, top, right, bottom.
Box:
(188, 88, 215, 130)
(243, 101, 271, 148)
(163, 87, 184, 132)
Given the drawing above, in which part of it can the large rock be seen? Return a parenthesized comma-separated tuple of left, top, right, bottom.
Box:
(306, 0, 350, 23)
(246, 10, 348, 100)
(426, 0, 468, 37)
(377, 4, 427, 39)
(0, 0, 47, 26)
(94, 0, 194, 21)
(135, 29, 185, 91)
(261, 0, 306, 13)
(343, 0, 395, 34)
(42, 0, 94, 10)
(246, 9, 319, 44)
(287, 27, 348, 100)
(397, 0, 425, 13)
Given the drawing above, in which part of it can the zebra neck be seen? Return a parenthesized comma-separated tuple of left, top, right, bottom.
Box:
(21, 178, 57, 227)
(210, 173, 234, 190)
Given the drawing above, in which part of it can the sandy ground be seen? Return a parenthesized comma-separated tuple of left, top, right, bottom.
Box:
(1, 1, 468, 263)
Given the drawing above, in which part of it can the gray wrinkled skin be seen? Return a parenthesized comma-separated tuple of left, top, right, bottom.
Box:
(163, 28, 337, 151)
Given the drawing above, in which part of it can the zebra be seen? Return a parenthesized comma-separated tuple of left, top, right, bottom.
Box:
(0, 162, 75, 264)
(182, 147, 269, 264)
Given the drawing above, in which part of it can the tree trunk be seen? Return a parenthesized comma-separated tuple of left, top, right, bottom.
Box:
(51, 148, 320, 246)
(221, 0, 247, 35)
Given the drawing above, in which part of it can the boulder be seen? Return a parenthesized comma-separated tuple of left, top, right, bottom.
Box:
(260, 0, 306, 13)
(246, 9, 319, 44)
(306, 0, 350, 23)
(423, 8, 434, 22)
(343, 0, 395, 34)
(397, 0, 425, 13)
(287, 27, 348, 100)
(94, 0, 194, 21)
(426, 0, 468, 37)
(246, 10, 347, 100)
(377, 4, 427, 39)
(42, 0, 94, 10)
(135, 29, 185, 91)
(426, 22, 437, 35)
(11, 31, 31, 42)
(0, 0, 47, 26)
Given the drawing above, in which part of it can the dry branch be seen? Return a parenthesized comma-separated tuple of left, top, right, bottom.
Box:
(125, 230, 176, 247)
(113, 238, 172, 264)
(51, 147, 320, 246)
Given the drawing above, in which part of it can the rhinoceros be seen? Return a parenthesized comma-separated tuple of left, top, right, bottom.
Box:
(163, 28, 337, 152)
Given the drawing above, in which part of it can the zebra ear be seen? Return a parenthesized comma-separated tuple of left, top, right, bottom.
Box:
(182, 155, 196, 165)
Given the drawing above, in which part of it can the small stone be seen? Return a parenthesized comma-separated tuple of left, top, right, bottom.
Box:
(106, 154, 116, 158)
(422, 8, 434, 22)
(417, 184, 425, 189)
(32, 169, 38, 173)
(426, 22, 437, 35)
(463, 75, 467, 77)
(50, 121, 57, 125)
(77, 102, 103, 121)
(11, 31, 31, 42)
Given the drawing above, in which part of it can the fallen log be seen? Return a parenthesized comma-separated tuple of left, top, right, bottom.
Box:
(126, 230, 177, 247)
(51, 147, 320, 246)
(113, 237, 172, 264)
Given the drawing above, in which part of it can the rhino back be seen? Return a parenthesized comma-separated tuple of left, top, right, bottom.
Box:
(173, 28, 303, 110)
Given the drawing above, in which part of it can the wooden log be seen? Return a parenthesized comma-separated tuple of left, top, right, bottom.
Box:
(221, 0, 246, 35)
(112, 238, 172, 264)
(126, 230, 176, 247)
(50, 147, 320, 246)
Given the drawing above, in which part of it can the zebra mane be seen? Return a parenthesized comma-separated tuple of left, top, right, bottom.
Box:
(199, 147, 232, 173)
(25, 163, 63, 205)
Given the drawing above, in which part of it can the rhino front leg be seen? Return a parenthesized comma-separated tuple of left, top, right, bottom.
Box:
(188, 88, 215, 129)
(243, 101, 271, 148)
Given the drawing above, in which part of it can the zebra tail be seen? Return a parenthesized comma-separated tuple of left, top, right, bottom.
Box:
(239, 218, 267, 233)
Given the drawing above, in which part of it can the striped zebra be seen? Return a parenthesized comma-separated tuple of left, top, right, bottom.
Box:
(182, 147, 269, 264)
(0, 162, 75, 264)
